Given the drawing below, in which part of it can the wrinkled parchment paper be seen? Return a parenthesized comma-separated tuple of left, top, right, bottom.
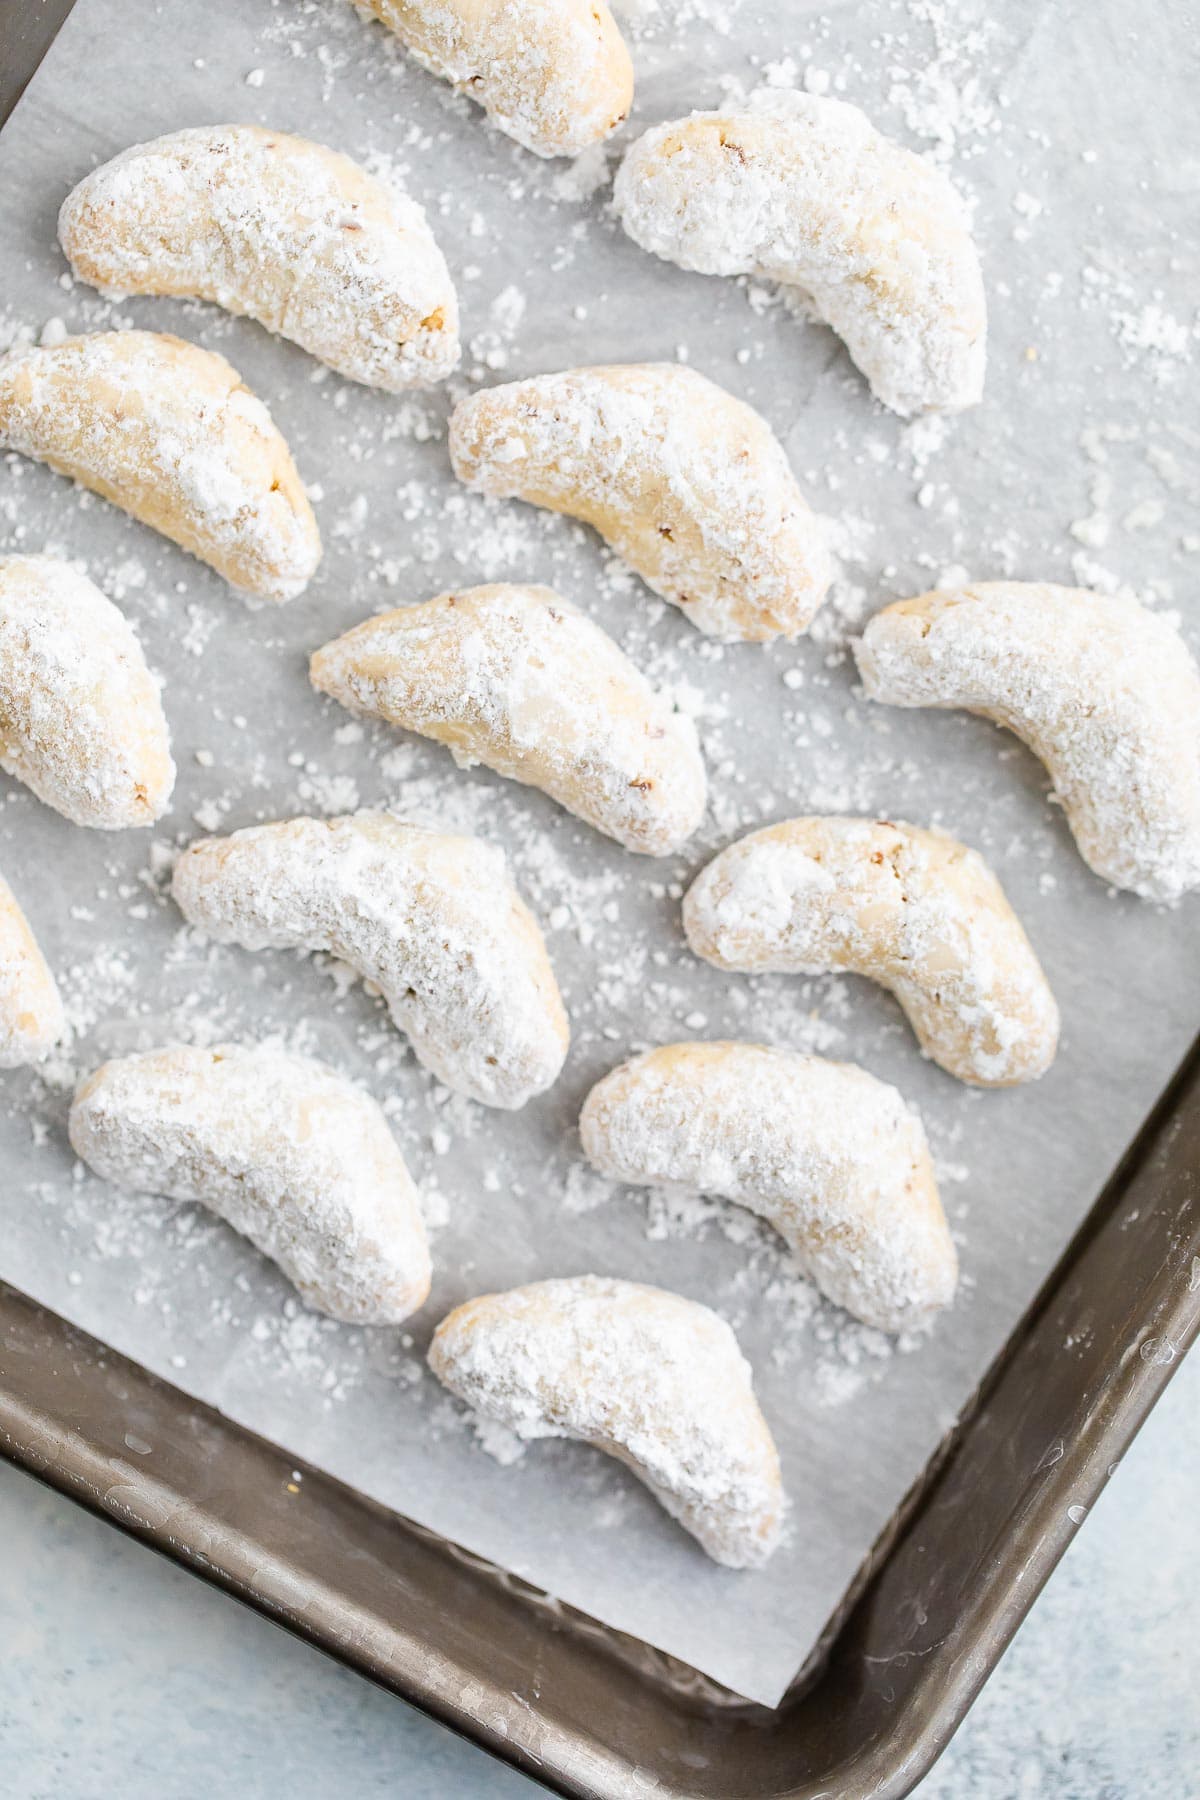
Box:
(0, 0, 1196, 1706)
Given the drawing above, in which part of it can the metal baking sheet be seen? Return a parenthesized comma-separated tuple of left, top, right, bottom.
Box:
(0, 0, 1196, 1709)
(2, 1040, 1196, 1798)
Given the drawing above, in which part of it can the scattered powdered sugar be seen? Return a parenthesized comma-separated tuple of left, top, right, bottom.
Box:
(885, 0, 998, 163)
(550, 142, 619, 205)
(610, 0, 742, 28)
(561, 1159, 620, 1216)
(470, 1407, 528, 1465)
(1112, 304, 1195, 372)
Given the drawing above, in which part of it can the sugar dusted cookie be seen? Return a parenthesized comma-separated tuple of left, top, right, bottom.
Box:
(616, 92, 986, 417)
(0, 554, 173, 828)
(685, 817, 1058, 1087)
(0, 331, 321, 601)
(357, 0, 633, 158)
(0, 873, 64, 1068)
(60, 126, 459, 391)
(582, 1041, 957, 1332)
(857, 581, 1200, 902)
(430, 1275, 783, 1568)
(449, 365, 830, 643)
(171, 812, 568, 1109)
(311, 583, 707, 855)
(70, 1044, 431, 1324)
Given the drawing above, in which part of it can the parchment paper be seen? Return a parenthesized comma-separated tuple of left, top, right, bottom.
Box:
(0, 0, 1196, 1707)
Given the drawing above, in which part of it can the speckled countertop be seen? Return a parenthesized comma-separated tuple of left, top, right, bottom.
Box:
(1, 1343, 1196, 1798)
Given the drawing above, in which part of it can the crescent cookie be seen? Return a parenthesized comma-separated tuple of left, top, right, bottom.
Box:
(0, 554, 174, 829)
(0, 872, 65, 1067)
(170, 811, 569, 1109)
(59, 126, 460, 390)
(310, 583, 707, 855)
(580, 1042, 957, 1333)
(448, 364, 831, 642)
(70, 1044, 431, 1324)
(429, 1275, 784, 1568)
(615, 91, 986, 417)
(0, 331, 321, 602)
(356, 0, 633, 159)
(856, 581, 1200, 902)
(684, 817, 1059, 1087)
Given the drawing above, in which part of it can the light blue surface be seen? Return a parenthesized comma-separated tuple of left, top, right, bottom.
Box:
(0, 1349, 1196, 1798)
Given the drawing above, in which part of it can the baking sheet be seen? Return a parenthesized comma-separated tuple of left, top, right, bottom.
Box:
(0, 0, 1197, 1709)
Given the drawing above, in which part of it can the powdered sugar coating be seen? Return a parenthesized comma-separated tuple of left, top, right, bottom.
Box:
(0, 554, 174, 829)
(449, 364, 830, 642)
(684, 817, 1059, 1088)
(360, 0, 633, 158)
(311, 582, 707, 855)
(614, 91, 986, 418)
(69, 1043, 431, 1324)
(0, 331, 321, 602)
(856, 582, 1200, 903)
(170, 811, 568, 1108)
(0, 871, 65, 1067)
(59, 125, 460, 391)
(581, 1042, 956, 1333)
(429, 1274, 783, 1568)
